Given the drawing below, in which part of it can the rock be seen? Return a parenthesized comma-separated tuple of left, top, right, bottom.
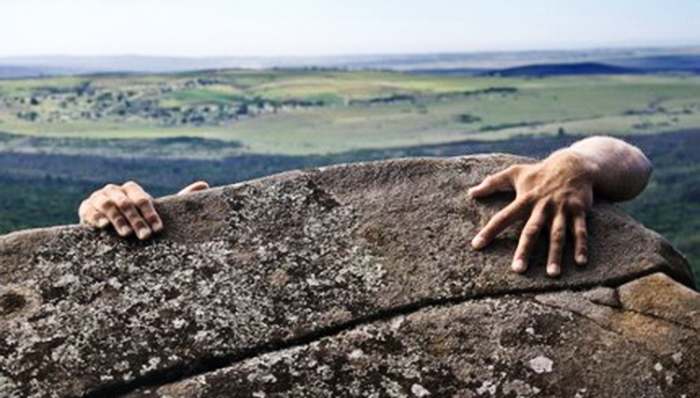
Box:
(0, 155, 696, 398)
(618, 272, 699, 331)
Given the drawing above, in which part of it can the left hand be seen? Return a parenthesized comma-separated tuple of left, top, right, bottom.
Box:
(79, 180, 209, 240)
(468, 150, 596, 277)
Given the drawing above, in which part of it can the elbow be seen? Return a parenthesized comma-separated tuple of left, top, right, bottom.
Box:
(615, 146, 653, 201)
(635, 145, 653, 195)
(569, 135, 652, 201)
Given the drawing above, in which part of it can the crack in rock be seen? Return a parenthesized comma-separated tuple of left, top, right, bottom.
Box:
(126, 275, 699, 398)
(0, 155, 696, 398)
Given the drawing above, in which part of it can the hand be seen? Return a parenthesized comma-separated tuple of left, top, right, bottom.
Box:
(79, 180, 209, 240)
(468, 150, 595, 277)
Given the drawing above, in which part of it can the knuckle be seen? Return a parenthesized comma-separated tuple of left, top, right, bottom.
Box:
(506, 164, 522, 174)
(554, 201, 567, 213)
(567, 199, 587, 213)
(122, 180, 139, 188)
(132, 219, 147, 230)
(145, 214, 161, 224)
(524, 187, 546, 201)
(551, 230, 565, 241)
(122, 210, 137, 221)
(576, 229, 588, 240)
(104, 207, 121, 220)
(115, 198, 132, 211)
(520, 170, 537, 185)
(98, 199, 116, 212)
(520, 192, 536, 203)
(103, 184, 119, 191)
(134, 197, 152, 208)
(515, 197, 532, 210)
(106, 209, 121, 221)
(523, 225, 540, 238)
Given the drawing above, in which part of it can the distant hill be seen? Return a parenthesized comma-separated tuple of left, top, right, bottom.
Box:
(483, 62, 641, 77)
(604, 55, 700, 73)
(0, 65, 65, 79)
(405, 68, 488, 76)
(0, 64, 89, 79)
(0, 46, 698, 78)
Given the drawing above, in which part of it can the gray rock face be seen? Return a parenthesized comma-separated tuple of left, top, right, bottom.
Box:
(0, 155, 696, 398)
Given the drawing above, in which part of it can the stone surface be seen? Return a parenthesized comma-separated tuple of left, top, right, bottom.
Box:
(130, 274, 700, 398)
(0, 154, 696, 397)
(618, 272, 700, 331)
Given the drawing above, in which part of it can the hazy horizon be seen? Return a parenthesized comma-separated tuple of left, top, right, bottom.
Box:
(1, 44, 699, 60)
(2, 0, 699, 58)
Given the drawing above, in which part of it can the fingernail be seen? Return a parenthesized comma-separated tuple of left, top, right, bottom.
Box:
(137, 228, 151, 240)
(576, 254, 588, 265)
(119, 226, 132, 236)
(547, 263, 561, 277)
(512, 259, 527, 273)
(97, 218, 109, 228)
(471, 235, 486, 250)
(467, 187, 476, 198)
(151, 220, 163, 232)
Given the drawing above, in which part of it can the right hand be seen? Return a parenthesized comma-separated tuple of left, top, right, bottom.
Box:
(79, 180, 209, 240)
(469, 150, 594, 277)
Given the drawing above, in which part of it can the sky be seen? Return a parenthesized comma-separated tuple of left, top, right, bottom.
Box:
(1, 0, 698, 57)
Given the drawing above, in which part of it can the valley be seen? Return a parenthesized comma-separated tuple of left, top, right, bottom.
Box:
(0, 68, 698, 280)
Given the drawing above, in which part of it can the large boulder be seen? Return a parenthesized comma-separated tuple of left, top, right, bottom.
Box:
(0, 155, 696, 398)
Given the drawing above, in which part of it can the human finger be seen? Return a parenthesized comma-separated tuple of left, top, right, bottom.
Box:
(546, 210, 567, 277)
(472, 197, 530, 250)
(91, 190, 133, 237)
(104, 186, 151, 240)
(572, 212, 588, 266)
(177, 181, 210, 196)
(468, 165, 521, 199)
(122, 181, 163, 233)
(511, 201, 548, 273)
(79, 199, 110, 228)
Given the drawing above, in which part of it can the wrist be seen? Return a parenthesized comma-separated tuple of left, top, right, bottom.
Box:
(548, 148, 601, 184)
(562, 148, 602, 177)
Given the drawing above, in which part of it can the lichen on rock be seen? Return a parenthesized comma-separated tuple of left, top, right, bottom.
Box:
(0, 155, 697, 397)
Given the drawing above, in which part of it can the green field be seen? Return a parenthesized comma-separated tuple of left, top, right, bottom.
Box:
(0, 69, 699, 282)
(1, 70, 699, 154)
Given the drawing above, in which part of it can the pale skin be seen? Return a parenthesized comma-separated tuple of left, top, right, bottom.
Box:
(78, 181, 209, 240)
(468, 136, 652, 277)
(79, 136, 652, 277)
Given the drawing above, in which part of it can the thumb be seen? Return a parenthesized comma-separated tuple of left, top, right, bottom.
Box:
(177, 181, 210, 196)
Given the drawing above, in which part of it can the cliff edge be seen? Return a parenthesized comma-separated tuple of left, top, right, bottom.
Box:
(0, 154, 697, 397)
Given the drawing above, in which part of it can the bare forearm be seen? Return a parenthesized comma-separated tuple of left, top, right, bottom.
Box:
(566, 136, 652, 202)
